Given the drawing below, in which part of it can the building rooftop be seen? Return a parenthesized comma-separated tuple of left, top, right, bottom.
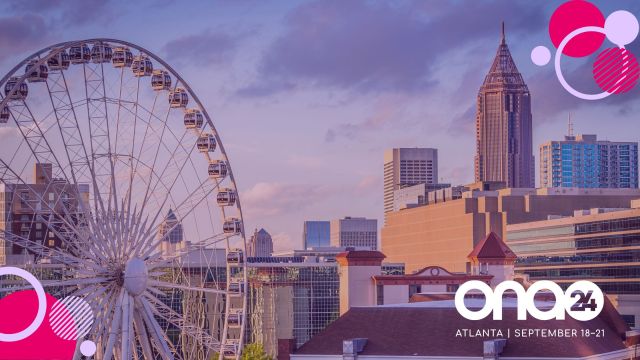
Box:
(294, 304, 630, 358)
(468, 232, 517, 260)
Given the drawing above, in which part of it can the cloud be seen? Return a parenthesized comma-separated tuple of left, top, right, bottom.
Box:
(240, 0, 545, 97)
(271, 232, 299, 252)
(241, 182, 331, 217)
(0, 14, 50, 60)
(286, 154, 325, 170)
(325, 95, 409, 142)
(354, 175, 380, 195)
(4, 0, 116, 26)
(163, 30, 244, 66)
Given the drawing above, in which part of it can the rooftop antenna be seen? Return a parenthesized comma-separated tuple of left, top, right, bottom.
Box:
(567, 113, 574, 137)
(501, 21, 505, 44)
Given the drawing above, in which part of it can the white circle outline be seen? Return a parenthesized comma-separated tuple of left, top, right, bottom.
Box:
(0, 267, 47, 342)
(554, 26, 613, 100)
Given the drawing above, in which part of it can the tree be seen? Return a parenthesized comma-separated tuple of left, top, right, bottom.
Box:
(241, 343, 272, 360)
(208, 343, 272, 360)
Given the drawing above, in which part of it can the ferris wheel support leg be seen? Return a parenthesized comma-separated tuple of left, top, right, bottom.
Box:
(139, 297, 174, 360)
(103, 289, 125, 360)
(120, 293, 133, 360)
(133, 311, 154, 360)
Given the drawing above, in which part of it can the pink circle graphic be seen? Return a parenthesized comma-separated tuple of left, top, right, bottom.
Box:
(593, 47, 640, 94)
(549, 0, 605, 57)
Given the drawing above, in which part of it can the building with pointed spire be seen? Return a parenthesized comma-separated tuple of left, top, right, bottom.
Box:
(248, 228, 274, 257)
(158, 208, 184, 257)
(475, 22, 534, 188)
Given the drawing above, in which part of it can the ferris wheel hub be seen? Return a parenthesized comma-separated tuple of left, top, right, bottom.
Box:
(123, 257, 148, 296)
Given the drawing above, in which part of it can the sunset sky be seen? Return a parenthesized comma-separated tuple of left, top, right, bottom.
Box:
(2, 0, 640, 250)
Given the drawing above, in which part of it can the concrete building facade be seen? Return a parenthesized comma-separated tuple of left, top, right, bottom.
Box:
(382, 186, 640, 273)
(330, 217, 377, 250)
(391, 182, 454, 212)
(540, 134, 639, 189)
(383, 148, 438, 214)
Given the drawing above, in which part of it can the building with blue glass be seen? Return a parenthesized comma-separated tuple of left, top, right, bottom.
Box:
(303, 220, 331, 249)
(540, 134, 638, 189)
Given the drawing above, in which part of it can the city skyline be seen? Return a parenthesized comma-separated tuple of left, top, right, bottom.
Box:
(1, 1, 640, 251)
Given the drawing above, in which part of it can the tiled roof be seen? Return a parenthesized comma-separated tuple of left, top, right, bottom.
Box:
(294, 305, 628, 358)
(468, 232, 517, 260)
(336, 251, 386, 260)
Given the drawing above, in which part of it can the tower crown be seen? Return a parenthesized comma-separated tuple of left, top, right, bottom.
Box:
(481, 22, 527, 90)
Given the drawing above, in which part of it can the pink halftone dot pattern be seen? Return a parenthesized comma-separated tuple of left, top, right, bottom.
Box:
(593, 48, 640, 94)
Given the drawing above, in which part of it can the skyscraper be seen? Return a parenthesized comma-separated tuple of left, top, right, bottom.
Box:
(475, 23, 534, 188)
(540, 133, 639, 188)
(303, 220, 331, 249)
(158, 208, 184, 257)
(383, 148, 438, 214)
(248, 228, 274, 257)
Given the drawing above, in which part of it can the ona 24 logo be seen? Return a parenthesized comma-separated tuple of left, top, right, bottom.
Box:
(455, 280, 604, 321)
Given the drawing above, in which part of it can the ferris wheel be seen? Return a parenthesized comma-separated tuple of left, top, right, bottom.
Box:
(0, 39, 247, 359)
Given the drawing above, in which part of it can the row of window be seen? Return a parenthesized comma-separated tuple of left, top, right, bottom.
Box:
(576, 217, 640, 235)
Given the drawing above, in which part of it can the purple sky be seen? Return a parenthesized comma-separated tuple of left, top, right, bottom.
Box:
(2, 0, 639, 251)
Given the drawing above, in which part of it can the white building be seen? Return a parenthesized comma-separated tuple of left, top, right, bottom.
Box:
(383, 148, 438, 214)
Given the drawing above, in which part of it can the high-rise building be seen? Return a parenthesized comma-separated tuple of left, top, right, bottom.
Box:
(157, 208, 184, 257)
(506, 201, 640, 328)
(383, 148, 438, 214)
(0, 163, 89, 265)
(475, 23, 534, 188)
(303, 220, 330, 249)
(248, 228, 273, 257)
(540, 133, 639, 189)
(330, 217, 378, 250)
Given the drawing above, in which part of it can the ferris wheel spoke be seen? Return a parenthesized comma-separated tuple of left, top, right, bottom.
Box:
(119, 63, 143, 237)
(133, 310, 155, 360)
(147, 232, 228, 271)
(127, 81, 180, 246)
(0, 105, 110, 265)
(81, 62, 119, 228)
(0, 278, 99, 293)
(102, 288, 125, 360)
(0, 228, 87, 268)
(45, 69, 114, 261)
(1, 103, 88, 234)
(147, 279, 226, 296)
(143, 291, 221, 352)
(136, 178, 220, 259)
(138, 297, 175, 360)
(92, 287, 118, 356)
(120, 293, 134, 360)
